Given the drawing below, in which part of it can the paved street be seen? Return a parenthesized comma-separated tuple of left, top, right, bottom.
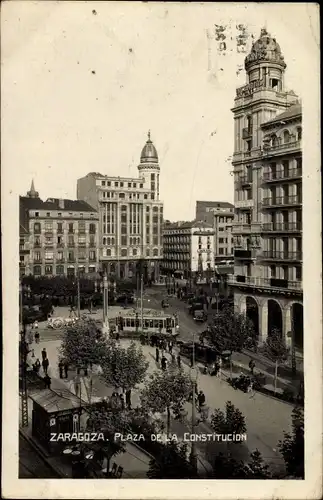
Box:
(29, 321, 293, 475)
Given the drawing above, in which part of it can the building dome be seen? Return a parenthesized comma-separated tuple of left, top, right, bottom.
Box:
(245, 28, 286, 72)
(140, 131, 159, 164)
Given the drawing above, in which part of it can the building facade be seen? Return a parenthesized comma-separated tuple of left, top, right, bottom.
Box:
(77, 132, 163, 281)
(162, 220, 215, 278)
(196, 201, 234, 263)
(19, 181, 99, 278)
(229, 28, 303, 350)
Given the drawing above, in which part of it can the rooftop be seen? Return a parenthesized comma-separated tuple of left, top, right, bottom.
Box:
(261, 103, 302, 127)
(20, 196, 97, 213)
(29, 388, 88, 413)
(196, 200, 234, 209)
(121, 308, 175, 318)
(164, 220, 214, 230)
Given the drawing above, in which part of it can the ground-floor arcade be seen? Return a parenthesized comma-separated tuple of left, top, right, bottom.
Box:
(234, 290, 303, 351)
(100, 259, 161, 282)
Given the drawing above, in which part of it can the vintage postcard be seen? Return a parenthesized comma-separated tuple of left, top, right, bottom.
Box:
(1, 1, 321, 499)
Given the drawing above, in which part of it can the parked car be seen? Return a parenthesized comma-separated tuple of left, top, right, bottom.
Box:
(22, 305, 48, 324)
(193, 310, 207, 322)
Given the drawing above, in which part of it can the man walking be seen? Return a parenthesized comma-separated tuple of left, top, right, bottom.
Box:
(155, 347, 160, 363)
(249, 359, 255, 376)
(125, 389, 132, 409)
(161, 355, 167, 371)
(41, 347, 47, 361)
(42, 357, 49, 375)
(58, 360, 64, 379)
(44, 374, 51, 389)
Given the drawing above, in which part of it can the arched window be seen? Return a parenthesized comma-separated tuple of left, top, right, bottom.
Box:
(296, 127, 302, 141)
(33, 265, 41, 276)
(107, 237, 111, 246)
(106, 249, 111, 257)
(34, 222, 41, 234)
(103, 237, 106, 245)
(121, 248, 127, 257)
(283, 130, 290, 144)
(153, 248, 158, 257)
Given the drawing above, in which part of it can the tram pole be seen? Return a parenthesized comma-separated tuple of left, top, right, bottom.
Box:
(140, 274, 144, 343)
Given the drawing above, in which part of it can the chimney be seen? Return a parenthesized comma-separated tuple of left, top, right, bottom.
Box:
(58, 199, 65, 209)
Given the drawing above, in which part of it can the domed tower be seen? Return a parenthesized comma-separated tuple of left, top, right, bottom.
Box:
(137, 131, 160, 201)
(244, 27, 286, 91)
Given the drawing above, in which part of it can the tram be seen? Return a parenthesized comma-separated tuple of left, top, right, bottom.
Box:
(109, 308, 179, 338)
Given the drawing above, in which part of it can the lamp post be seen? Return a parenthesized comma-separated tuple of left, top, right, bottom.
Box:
(189, 331, 198, 474)
(101, 272, 109, 336)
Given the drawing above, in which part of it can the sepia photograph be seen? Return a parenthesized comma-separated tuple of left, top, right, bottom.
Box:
(1, 1, 321, 499)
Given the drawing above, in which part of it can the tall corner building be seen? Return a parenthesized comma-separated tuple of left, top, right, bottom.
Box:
(229, 28, 303, 351)
(77, 132, 163, 281)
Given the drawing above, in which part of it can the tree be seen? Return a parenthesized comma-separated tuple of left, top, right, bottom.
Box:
(246, 449, 271, 478)
(203, 307, 257, 376)
(263, 328, 289, 393)
(278, 405, 304, 478)
(59, 319, 108, 371)
(212, 453, 248, 479)
(100, 340, 148, 392)
(147, 441, 194, 479)
(211, 401, 247, 435)
(140, 370, 191, 436)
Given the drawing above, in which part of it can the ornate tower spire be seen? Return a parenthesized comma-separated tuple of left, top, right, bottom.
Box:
(147, 129, 151, 141)
(27, 179, 39, 198)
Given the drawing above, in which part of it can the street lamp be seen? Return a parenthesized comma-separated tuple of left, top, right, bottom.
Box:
(100, 273, 109, 336)
(189, 331, 198, 474)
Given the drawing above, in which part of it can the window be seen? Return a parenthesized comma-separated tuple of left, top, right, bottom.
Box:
(57, 223, 63, 233)
(144, 194, 148, 199)
(45, 265, 53, 275)
(68, 235, 74, 246)
(45, 251, 54, 261)
(68, 223, 74, 233)
(153, 248, 158, 257)
(114, 182, 118, 187)
(146, 206, 150, 212)
(128, 183, 131, 188)
(106, 249, 111, 257)
(296, 266, 302, 281)
(56, 265, 64, 275)
(89, 235, 95, 246)
(119, 193, 125, 198)
(120, 182, 124, 187)
(57, 251, 64, 261)
(78, 222, 86, 233)
(270, 265, 276, 278)
(58, 212, 62, 217)
(46, 212, 51, 217)
(219, 227, 224, 232)
(146, 248, 150, 256)
(146, 235, 150, 244)
(89, 223, 96, 233)
(33, 265, 42, 275)
(45, 236, 53, 245)
(121, 236, 127, 246)
(68, 251, 74, 261)
(34, 222, 41, 234)
(78, 235, 86, 244)
(133, 183, 136, 188)
(89, 250, 96, 261)
(296, 127, 302, 141)
(132, 249, 137, 256)
(151, 194, 155, 200)
(219, 248, 224, 255)
(35, 212, 39, 217)
(140, 184, 143, 188)
(34, 236, 41, 247)
(121, 248, 127, 257)
(153, 236, 158, 245)
(79, 250, 86, 259)
(45, 222, 53, 231)
(102, 181, 106, 186)
(151, 173, 155, 181)
(34, 251, 41, 262)
(219, 217, 224, 223)
(283, 130, 290, 144)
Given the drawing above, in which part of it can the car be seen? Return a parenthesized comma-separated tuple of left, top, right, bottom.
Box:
(193, 310, 207, 322)
(22, 305, 48, 324)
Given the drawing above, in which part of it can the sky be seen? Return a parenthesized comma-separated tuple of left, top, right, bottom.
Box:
(2, 2, 319, 220)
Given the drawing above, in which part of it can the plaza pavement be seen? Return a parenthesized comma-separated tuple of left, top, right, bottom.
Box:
(28, 330, 293, 476)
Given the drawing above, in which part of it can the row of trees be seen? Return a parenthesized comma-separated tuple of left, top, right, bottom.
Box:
(59, 319, 303, 479)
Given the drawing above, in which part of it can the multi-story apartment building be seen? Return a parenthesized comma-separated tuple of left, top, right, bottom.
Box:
(229, 28, 303, 350)
(77, 132, 163, 282)
(162, 220, 215, 278)
(19, 181, 99, 277)
(196, 201, 234, 263)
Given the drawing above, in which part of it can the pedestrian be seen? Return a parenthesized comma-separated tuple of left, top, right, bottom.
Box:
(44, 374, 51, 389)
(177, 354, 181, 368)
(41, 348, 47, 361)
(33, 320, 39, 333)
(33, 358, 41, 374)
(155, 347, 160, 363)
(116, 331, 120, 342)
(119, 394, 125, 410)
(161, 355, 167, 371)
(168, 341, 173, 355)
(58, 360, 64, 379)
(34, 330, 40, 343)
(64, 362, 69, 379)
(42, 357, 49, 375)
(28, 329, 34, 345)
(125, 389, 131, 409)
(218, 357, 222, 377)
(249, 359, 255, 375)
(197, 390, 206, 411)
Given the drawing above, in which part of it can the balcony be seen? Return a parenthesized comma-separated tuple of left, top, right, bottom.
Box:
(68, 243, 75, 247)
(234, 249, 255, 260)
(56, 259, 65, 264)
(78, 242, 87, 247)
(45, 258, 54, 263)
(68, 229, 75, 234)
(261, 222, 302, 232)
(261, 251, 302, 261)
(20, 248, 30, 255)
(235, 199, 254, 210)
(78, 229, 86, 235)
(236, 176, 252, 189)
(262, 167, 302, 183)
(78, 256, 87, 262)
(45, 231, 53, 236)
(262, 195, 302, 208)
(262, 140, 301, 157)
(232, 223, 251, 234)
(44, 243, 54, 248)
(228, 274, 302, 291)
(34, 243, 41, 248)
